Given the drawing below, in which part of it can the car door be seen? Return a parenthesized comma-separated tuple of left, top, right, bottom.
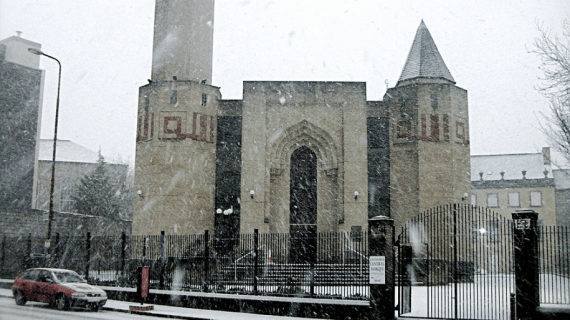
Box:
(35, 270, 53, 303)
(21, 269, 40, 301)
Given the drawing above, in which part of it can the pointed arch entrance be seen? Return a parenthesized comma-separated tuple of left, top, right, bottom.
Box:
(289, 146, 317, 263)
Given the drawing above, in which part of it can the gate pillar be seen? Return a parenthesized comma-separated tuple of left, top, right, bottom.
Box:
(512, 209, 539, 319)
(368, 216, 395, 320)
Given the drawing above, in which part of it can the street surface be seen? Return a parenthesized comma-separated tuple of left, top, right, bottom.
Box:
(0, 296, 168, 320)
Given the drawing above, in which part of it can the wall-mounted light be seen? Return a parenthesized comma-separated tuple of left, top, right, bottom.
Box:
(250, 190, 255, 199)
(354, 191, 359, 200)
(137, 190, 144, 198)
(462, 192, 469, 201)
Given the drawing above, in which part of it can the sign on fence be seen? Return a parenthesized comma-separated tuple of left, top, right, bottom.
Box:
(369, 256, 386, 284)
(515, 218, 531, 230)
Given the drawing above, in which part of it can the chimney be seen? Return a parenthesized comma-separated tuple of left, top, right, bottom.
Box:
(542, 147, 551, 165)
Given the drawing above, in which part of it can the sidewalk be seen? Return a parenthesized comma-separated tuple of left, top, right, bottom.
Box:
(0, 288, 329, 320)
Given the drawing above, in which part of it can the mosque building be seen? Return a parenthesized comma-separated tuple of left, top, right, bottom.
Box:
(133, 0, 471, 245)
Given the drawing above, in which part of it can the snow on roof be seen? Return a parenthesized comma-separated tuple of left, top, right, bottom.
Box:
(38, 139, 118, 164)
(471, 152, 551, 181)
(398, 20, 455, 84)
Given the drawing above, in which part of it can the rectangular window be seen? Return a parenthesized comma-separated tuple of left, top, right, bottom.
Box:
(471, 194, 477, 206)
(350, 226, 363, 242)
(430, 93, 438, 109)
(170, 90, 178, 105)
(60, 180, 75, 212)
(508, 192, 520, 207)
(144, 94, 150, 114)
(201, 93, 207, 106)
(487, 193, 499, 208)
(530, 191, 542, 207)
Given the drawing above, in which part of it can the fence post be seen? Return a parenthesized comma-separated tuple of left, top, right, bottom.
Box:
(121, 232, 126, 285)
(254, 229, 259, 295)
(203, 230, 209, 292)
(54, 233, 60, 268)
(1, 235, 5, 278)
(26, 233, 32, 269)
(368, 215, 395, 320)
(160, 230, 166, 289)
(86, 232, 91, 280)
(511, 209, 539, 320)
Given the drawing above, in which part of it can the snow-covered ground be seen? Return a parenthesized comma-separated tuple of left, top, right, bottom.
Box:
(397, 274, 570, 320)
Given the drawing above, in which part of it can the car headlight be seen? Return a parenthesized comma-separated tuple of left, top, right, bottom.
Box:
(72, 292, 86, 297)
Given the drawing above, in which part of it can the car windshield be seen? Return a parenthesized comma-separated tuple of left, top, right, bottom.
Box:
(52, 271, 86, 283)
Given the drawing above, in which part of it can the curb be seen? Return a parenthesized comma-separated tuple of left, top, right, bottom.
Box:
(1, 292, 209, 320)
(102, 306, 211, 320)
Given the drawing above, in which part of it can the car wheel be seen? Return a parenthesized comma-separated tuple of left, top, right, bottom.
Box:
(89, 303, 101, 312)
(14, 290, 26, 306)
(55, 294, 69, 311)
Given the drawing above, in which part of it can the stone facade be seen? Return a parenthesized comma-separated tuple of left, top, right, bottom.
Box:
(386, 80, 471, 227)
(133, 4, 471, 235)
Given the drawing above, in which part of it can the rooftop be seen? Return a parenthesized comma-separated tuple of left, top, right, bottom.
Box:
(398, 20, 455, 85)
(39, 139, 121, 165)
(471, 151, 551, 181)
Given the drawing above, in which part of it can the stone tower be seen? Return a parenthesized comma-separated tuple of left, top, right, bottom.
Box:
(385, 21, 471, 227)
(133, 0, 220, 235)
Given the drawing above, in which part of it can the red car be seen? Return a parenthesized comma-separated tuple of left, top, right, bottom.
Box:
(12, 268, 107, 311)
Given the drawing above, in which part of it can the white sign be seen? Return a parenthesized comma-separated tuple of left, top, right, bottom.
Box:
(369, 256, 386, 284)
(516, 219, 531, 230)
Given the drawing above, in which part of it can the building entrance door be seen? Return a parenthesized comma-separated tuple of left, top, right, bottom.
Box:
(289, 146, 317, 263)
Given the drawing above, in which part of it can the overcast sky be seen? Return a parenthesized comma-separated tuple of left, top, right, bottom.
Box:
(1, 0, 569, 167)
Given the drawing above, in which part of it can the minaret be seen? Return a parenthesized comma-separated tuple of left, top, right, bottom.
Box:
(151, 0, 215, 83)
(133, 0, 220, 235)
(385, 21, 471, 227)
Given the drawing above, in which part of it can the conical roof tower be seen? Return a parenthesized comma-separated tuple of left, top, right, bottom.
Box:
(397, 20, 455, 85)
(386, 20, 470, 229)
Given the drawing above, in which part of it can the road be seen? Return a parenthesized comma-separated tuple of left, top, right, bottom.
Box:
(0, 296, 169, 320)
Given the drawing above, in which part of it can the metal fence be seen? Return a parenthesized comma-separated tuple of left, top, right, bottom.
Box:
(539, 225, 570, 304)
(397, 204, 515, 320)
(0, 230, 369, 300)
(2, 220, 567, 307)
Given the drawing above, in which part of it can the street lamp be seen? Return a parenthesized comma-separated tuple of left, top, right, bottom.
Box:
(28, 47, 61, 264)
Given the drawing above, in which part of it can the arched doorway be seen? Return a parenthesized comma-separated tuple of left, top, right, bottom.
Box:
(289, 146, 317, 263)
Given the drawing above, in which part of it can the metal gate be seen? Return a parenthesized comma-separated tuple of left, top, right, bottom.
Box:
(397, 204, 514, 320)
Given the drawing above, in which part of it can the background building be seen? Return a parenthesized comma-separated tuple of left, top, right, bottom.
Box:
(0, 33, 44, 213)
(34, 139, 130, 214)
(470, 147, 570, 226)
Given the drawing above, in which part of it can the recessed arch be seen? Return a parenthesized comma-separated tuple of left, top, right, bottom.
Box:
(270, 120, 338, 174)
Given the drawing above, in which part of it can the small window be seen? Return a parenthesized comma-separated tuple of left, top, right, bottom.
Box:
(487, 193, 499, 208)
(430, 93, 438, 110)
(351, 226, 363, 242)
(471, 194, 477, 206)
(144, 94, 150, 114)
(530, 191, 542, 207)
(508, 192, 520, 207)
(170, 90, 178, 105)
(201, 93, 207, 106)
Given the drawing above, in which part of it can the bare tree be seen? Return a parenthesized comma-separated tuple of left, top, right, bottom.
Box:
(531, 19, 570, 163)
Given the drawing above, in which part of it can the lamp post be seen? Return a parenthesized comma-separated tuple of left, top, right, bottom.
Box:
(28, 48, 61, 264)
